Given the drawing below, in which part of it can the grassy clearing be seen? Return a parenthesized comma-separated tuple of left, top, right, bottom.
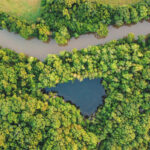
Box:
(0, 0, 41, 22)
(89, 0, 141, 6)
(0, 0, 142, 23)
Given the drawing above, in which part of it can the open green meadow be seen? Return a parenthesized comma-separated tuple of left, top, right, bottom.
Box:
(0, 0, 41, 22)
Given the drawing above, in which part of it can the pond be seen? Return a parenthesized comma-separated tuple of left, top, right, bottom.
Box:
(46, 78, 105, 116)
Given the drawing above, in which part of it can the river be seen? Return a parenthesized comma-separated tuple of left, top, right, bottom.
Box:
(0, 20, 149, 116)
(0, 21, 150, 61)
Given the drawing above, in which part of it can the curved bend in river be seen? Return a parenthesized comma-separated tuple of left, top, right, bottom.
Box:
(0, 21, 150, 61)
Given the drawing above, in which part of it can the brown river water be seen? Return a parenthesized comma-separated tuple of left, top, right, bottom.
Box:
(0, 21, 150, 61)
(0, 21, 150, 115)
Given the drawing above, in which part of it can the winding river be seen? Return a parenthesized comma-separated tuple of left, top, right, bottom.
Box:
(0, 21, 150, 61)
(0, 21, 150, 115)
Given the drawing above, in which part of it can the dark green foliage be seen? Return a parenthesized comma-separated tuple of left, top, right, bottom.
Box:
(0, 34, 150, 149)
(0, 0, 150, 44)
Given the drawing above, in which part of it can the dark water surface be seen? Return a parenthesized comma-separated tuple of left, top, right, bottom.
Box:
(46, 78, 105, 116)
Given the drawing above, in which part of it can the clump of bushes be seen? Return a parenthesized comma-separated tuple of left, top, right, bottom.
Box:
(96, 23, 108, 38)
(55, 26, 70, 45)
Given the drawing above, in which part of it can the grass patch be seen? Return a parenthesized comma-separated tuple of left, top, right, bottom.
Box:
(89, 0, 141, 6)
(0, 0, 41, 22)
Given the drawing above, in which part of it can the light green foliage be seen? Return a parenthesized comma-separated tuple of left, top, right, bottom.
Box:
(19, 24, 34, 39)
(130, 7, 139, 23)
(138, 4, 148, 19)
(0, 0, 41, 22)
(41, 35, 150, 150)
(55, 27, 70, 45)
(0, 0, 150, 42)
(0, 47, 98, 149)
(90, 0, 141, 6)
(96, 23, 108, 38)
(126, 32, 135, 43)
(0, 92, 98, 149)
(37, 23, 51, 42)
(0, 34, 150, 149)
(0, 48, 41, 95)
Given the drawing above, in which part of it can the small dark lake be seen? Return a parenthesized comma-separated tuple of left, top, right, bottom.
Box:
(46, 78, 105, 116)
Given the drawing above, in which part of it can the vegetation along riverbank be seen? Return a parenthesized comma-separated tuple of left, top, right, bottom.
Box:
(0, 33, 150, 149)
(0, 0, 150, 44)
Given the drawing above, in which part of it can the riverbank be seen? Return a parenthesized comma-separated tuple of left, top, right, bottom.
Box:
(0, 20, 150, 61)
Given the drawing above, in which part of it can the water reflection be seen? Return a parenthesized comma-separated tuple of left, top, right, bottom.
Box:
(46, 78, 105, 116)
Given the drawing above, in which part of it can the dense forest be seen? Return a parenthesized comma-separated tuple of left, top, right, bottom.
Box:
(0, 0, 150, 44)
(0, 34, 149, 149)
